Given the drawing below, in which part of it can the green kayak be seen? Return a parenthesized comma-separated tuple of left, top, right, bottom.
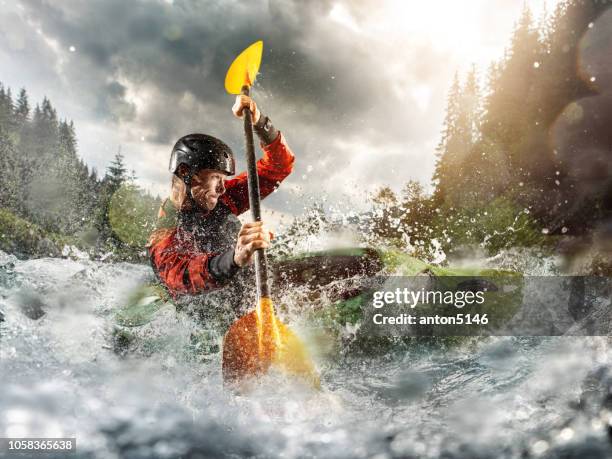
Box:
(306, 248, 522, 327)
(111, 247, 523, 357)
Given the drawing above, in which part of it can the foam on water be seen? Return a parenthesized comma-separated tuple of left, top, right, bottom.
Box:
(1, 251, 611, 458)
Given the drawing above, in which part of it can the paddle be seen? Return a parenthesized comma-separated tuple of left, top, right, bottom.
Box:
(222, 41, 319, 388)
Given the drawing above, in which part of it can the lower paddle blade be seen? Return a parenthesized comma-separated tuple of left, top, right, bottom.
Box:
(275, 320, 320, 388)
(222, 298, 319, 388)
(222, 310, 262, 381)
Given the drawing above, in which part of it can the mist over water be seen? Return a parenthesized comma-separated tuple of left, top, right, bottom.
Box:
(1, 248, 612, 459)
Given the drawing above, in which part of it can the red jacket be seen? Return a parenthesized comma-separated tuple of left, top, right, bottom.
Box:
(148, 132, 294, 297)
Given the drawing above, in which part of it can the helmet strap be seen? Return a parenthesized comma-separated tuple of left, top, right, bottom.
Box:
(182, 173, 200, 210)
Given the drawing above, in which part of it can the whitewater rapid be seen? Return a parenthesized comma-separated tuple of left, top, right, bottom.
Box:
(1, 250, 611, 458)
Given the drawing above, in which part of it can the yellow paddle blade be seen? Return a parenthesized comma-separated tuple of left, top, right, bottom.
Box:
(225, 40, 263, 94)
(274, 320, 320, 388)
(222, 297, 320, 388)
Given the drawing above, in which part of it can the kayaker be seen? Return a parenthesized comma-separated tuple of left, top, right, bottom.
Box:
(147, 96, 294, 310)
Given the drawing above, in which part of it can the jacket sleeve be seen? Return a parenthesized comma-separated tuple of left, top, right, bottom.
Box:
(220, 132, 295, 216)
(148, 228, 221, 296)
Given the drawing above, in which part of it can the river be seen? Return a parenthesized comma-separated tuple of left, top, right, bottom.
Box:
(1, 250, 611, 458)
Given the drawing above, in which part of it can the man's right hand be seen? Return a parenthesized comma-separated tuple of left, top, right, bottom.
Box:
(234, 221, 273, 267)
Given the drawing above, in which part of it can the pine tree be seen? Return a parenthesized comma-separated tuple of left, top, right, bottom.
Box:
(432, 73, 461, 203)
(14, 88, 30, 127)
(433, 69, 482, 207)
(483, 7, 537, 139)
(0, 126, 20, 211)
(398, 181, 436, 253)
(0, 85, 14, 131)
(54, 120, 84, 233)
(94, 149, 130, 247)
(19, 97, 60, 228)
(105, 149, 128, 191)
(36, 97, 59, 149)
(462, 66, 482, 142)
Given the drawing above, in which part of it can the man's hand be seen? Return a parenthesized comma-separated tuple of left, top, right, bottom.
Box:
(234, 221, 273, 267)
(232, 95, 261, 124)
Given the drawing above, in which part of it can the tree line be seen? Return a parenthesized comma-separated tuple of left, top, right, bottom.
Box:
(0, 85, 160, 259)
(367, 0, 611, 260)
(1, 0, 609, 266)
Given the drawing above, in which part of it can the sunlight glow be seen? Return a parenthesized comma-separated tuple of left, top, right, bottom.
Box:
(330, 0, 560, 73)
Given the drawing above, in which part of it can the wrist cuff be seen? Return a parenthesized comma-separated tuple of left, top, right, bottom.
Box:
(208, 248, 240, 282)
(253, 114, 279, 145)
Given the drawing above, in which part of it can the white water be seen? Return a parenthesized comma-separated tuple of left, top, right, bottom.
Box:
(1, 250, 612, 458)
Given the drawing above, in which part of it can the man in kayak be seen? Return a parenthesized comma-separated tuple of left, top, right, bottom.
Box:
(147, 95, 294, 319)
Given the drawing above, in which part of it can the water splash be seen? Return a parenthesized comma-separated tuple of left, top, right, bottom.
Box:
(1, 251, 612, 458)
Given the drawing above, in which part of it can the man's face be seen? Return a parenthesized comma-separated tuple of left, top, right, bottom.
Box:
(190, 169, 227, 211)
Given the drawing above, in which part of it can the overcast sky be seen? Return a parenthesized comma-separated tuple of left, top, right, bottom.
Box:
(0, 0, 560, 225)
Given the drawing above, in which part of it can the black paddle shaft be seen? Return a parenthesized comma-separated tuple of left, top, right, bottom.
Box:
(241, 85, 270, 299)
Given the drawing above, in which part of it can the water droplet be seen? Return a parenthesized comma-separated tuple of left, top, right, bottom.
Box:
(561, 226, 568, 233)
(533, 61, 540, 68)
(592, 418, 603, 429)
(532, 440, 549, 455)
(558, 427, 574, 441)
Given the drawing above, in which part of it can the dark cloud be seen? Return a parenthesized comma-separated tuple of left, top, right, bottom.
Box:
(17, 0, 435, 142)
(3, 0, 474, 214)
(96, 81, 136, 121)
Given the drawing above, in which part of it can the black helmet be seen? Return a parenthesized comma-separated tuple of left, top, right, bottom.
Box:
(169, 133, 235, 177)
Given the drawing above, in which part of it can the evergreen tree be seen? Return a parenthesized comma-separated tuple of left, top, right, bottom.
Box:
(105, 149, 128, 191)
(0, 125, 20, 211)
(0, 85, 14, 132)
(365, 186, 404, 248)
(397, 181, 436, 254)
(433, 68, 482, 207)
(95, 149, 129, 248)
(427, 0, 611, 244)
(0, 81, 155, 260)
(31, 97, 59, 156)
(480, 5, 543, 178)
(432, 73, 461, 203)
(14, 88, 29, 129)
(55, 119, 88, 233)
